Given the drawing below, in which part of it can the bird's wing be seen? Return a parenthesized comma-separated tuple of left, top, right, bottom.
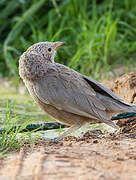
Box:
(33, 65, 116, 128)
(83, 75, 133, 111)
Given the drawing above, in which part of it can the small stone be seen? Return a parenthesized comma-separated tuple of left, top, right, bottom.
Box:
(93, 140, 98, 144)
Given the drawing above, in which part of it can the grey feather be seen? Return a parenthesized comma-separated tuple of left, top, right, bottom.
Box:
(20, 41, 124, 140)
(83, 76, 136, 112)
(33, 64, 118, 128)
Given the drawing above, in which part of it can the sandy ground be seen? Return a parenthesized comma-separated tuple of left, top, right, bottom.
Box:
(0, 130, 136, 180)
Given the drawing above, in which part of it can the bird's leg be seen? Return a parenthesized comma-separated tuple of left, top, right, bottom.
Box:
(55, 124, 82, 141)
(45, 121, 86, 143)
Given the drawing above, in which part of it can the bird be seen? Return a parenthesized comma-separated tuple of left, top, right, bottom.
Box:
(19, 41, 136, 142)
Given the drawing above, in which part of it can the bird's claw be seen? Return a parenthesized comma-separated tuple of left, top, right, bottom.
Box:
(42, 137, 60, 143)
(114, 127, 121, 134)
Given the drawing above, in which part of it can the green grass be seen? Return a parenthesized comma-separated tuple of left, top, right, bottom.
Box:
(0, 100, 29, 157)
(0, 0, 136, 78)
(0, 87, 54, 158)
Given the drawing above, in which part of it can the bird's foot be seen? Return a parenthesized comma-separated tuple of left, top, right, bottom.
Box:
(114, 127, 121, 135)
(42, 137, 61, 143)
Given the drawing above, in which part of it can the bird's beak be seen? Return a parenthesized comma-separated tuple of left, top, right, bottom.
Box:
(53, 42, 67, 50)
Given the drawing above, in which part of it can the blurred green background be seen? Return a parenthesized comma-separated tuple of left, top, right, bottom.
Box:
(0, 0, 136, 79)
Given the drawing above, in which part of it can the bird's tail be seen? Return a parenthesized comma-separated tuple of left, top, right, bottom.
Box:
(121, 103, 136, 113)
(130, 104, 136, 111)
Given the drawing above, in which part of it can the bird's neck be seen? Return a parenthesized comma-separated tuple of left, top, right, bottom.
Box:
(19, 56, 50, 81)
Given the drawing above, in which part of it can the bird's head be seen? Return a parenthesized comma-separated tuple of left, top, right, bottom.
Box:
(26, 41, 67, 63)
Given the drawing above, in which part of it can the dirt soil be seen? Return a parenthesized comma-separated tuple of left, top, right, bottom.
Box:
(0, 130, 136, 180)
(0, 73, 136, 180)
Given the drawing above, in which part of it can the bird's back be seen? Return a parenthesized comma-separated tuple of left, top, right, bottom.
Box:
(19, 49, 136, 130)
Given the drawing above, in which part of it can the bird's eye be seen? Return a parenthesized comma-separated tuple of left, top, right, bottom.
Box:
(48, 48, 52, 52)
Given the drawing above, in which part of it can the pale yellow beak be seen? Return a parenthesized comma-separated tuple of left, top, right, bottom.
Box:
(53, 42, 67, 49)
